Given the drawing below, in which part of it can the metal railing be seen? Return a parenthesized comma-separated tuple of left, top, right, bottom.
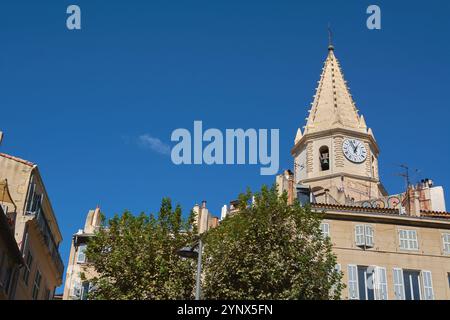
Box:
(34, 210, 64, 277)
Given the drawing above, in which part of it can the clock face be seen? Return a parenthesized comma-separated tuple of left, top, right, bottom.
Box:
(342, 138, 367, 163)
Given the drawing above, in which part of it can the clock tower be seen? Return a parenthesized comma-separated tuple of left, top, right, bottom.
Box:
(291, 44, 387, 204)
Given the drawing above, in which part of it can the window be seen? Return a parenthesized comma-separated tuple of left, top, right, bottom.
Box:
(443, 233, 450, 254)
(72, 281, 81, 299)
(320, 222, 330, 238)
(354, 225, 374, 248)
(25, 180, 44, 215)
(399, 229, 418, 250)
(77, 244, 87, 263)
(81, 281, 91, 300)
(319, 146, 330, 171)
(32, 270, 41, 300)
(347, 265, 387, 300)
(393, 268, 434, 300)
(23, 251, 33, 285)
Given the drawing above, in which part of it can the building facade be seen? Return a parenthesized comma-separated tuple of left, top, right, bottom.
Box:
(0, 153, 64, 300)
(278, 44, 450, 300)
(63, 207, 101, 300)
(0, 186, 23, 300)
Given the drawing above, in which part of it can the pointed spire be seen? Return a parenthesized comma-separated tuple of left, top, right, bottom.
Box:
(294, 128, 303, 144)
(359, 115, 367, 130)
(304, 40, 365, 135)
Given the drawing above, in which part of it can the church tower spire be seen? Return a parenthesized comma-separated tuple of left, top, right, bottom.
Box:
(305, 45, 365, 135)
(292, 40, 387, 205)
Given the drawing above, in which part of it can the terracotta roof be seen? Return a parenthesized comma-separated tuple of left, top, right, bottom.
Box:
(312, 202, 399, 214)
(420, 210, 450, 218)
(312, 202, 450, 220)
(0, 153, 35, 167)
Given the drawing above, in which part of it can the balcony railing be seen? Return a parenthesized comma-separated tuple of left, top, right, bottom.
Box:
(32, 209, 64, 277)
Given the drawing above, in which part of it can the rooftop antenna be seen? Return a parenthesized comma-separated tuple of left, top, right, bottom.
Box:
(328, 23, 334, 50)
(394, 164, 421, 215)
(397, 164, 411, 189)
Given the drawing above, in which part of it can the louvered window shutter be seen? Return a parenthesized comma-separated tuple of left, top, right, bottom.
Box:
(355, 225, 365, 246)
(347, 265, 359, 300)
(393, 268, 405, 300)
(421, 271, 434, 300)
(365, 225, 374, 247)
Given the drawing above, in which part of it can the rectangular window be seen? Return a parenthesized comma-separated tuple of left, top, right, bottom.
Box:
(355, 225, 374, 248)
(23, 251, 33, 285)
(399, 229, 418, 250)
(320, 222, 330, 238)
(403, 270, 421, 300)
(81, 281, 91, 300)
(72, 281, 81, 299)
(357, 266, 375, 300)
(32, 270, 41, 300)
(443, 233, 450, 254)
(348, 265, 387, 300)
(77, 244, 87, 263)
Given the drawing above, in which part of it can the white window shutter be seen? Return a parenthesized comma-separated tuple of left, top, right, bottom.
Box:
(421, 271, 434, 300)
(374, 267, 388, 300)
(320, 223, 330, 238)
(393, 268, 405, 300)
(72, 281, 81, 298)
(347, 264, 359, 300)
(355, 225, 365, 246)
(399, 230, 408, 249)
(443, 233, 450, 254)
(77, 244, 87, 263)
(409, 230, 419, 250)
(365, 225, 374, 248)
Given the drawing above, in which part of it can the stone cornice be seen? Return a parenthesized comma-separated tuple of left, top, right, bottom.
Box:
(312, 204, 450, 228)
(299, 172, 380, 184)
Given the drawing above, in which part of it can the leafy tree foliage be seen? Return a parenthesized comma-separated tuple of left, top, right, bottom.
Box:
(202, 185, 343, 299)
(85, 198, 197, 299)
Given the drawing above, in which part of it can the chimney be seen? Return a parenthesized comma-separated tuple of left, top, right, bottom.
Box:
(406, 186, 421, 217)
(201, 200, 207, 209)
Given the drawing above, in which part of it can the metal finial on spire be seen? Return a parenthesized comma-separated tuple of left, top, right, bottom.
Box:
(328, 24, 334, 51)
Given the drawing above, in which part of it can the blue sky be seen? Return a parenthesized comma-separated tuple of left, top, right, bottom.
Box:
(1, 1, 449, 292)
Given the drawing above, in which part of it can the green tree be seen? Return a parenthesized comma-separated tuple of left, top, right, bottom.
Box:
(202, 185, 343, 300)
(84, 198, 197, 299)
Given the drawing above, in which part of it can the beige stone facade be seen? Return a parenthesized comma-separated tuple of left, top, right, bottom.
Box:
(281, 44, 450, 300)
(316, 204, 450, 299)
(0, 153, 63, 299)
(0, 199, 23, 300)
(63, 207, 101, 300)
